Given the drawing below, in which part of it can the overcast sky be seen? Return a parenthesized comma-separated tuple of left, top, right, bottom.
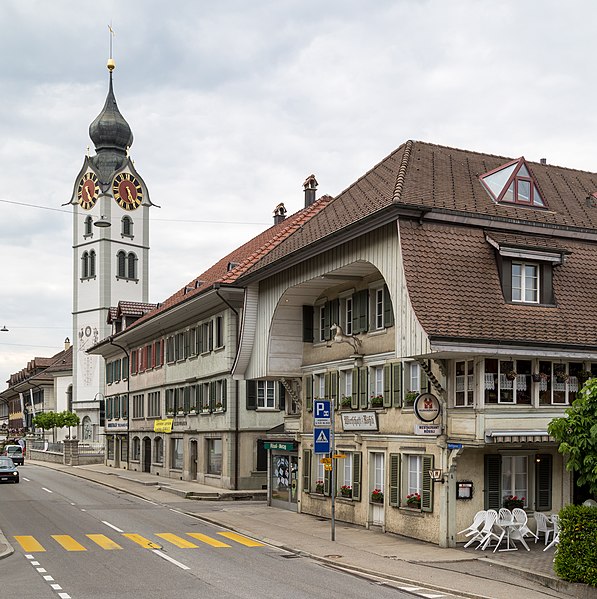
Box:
(1, 0, 596, 387)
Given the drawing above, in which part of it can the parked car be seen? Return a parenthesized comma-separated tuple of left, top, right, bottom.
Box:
(3, 444, 24, 465)
(0, 457, 19, 483)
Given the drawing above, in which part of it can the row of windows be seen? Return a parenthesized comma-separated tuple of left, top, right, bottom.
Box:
(303, 284, 394, 343)
(164, 317, 224, 363)
(106, 357, 129, 385)
(164, 380, 228, 415)
(105, 395, 128, 420)
(304, 362, 428, 411)
(303, 450, 434, 512)
(84, 215, 134, 238)
(80, 250, 138, 280)
(130, 391, 162, 419)
(131, 340, 164, 374)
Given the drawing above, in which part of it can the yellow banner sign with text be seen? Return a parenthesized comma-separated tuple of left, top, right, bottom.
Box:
(154, 419, 174, 433)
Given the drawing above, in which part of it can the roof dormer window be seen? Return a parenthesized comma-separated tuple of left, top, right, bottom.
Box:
(480, 158, 546, 208)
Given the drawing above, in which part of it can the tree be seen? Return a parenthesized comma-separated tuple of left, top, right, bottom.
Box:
(548, 378, 597, 497)
(60, 411, 80, 438)
(32, 411, 80, 443)
(32, 412, 58, 441)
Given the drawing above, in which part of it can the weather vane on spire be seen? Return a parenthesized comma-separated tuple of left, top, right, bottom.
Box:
(107, 23, 116, 72)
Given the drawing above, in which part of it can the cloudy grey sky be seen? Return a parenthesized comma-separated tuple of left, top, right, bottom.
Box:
(1, 0, 595, 386)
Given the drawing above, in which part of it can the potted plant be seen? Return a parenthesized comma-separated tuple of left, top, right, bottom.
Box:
(315, 480, 324, 494)
(214, 402, 223, 411)
(503, 495, 525, 509)
(340, 485, 352, 498)
(371, 488, 384, 503)
(555, 370, 569, 383)
(532, 372, 549, 383)
(577, 370, 592, 384)
(370, 394, 384, 408)
(340, 396, 352, 409)
(404, 391, 418, 406)
(505, 370, 517, 381)
(406, 492, 421, 508)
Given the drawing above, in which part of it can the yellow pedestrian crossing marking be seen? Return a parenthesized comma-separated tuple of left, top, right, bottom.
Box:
(51, 535, 87, 551)
(155, 533, 199, 548)
(217, 532, 264, 547)
(13, 531, 264, 552)
(14, 536, 45, 552)
(122, 533, 162, 549)
(86, 534, 122, 550)
(186, 532, 231, 547)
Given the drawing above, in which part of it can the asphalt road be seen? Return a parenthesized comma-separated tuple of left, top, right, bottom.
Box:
(0, 464, 433, 599)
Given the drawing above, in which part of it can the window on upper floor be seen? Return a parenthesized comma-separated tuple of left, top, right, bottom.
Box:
(81, 252, 89, 278)
(89, 250, 96, 277)
(484, 359, 532, 404)
(480, 158, 546, 208)
(132, 394, 144, 419)
(455, 360, 474, 407)
(512, 262, 539, 303)
(84, 216, 93, 237)
(127, 253, 137, 279)
(215, 316, 224, 348)
(116, 251, 137, 280)
(121, 216, 133, 237)
(246, 380, 285, 411)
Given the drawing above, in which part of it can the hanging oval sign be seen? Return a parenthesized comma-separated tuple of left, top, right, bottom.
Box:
(414, 392, 441, 422)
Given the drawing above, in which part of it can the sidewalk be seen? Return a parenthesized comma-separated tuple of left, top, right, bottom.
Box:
(2, 461, 595, 599)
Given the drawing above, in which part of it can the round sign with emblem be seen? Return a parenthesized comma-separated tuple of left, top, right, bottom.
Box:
(413, 392, 441, 422)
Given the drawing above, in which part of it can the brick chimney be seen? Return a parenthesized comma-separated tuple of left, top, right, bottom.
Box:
(273, 202, 287, 225)
(303, 174, 318, 207)
(64, 337, 71, 351)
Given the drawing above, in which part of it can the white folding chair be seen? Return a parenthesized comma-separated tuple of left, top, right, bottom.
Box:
(512, 508, 538, 542)
(498, 508, 512, 523)
(459, 510, 486, 548)
(534, 512, 554, 545)
(544, 515, 560, 551)
(476, 510, 503, 551)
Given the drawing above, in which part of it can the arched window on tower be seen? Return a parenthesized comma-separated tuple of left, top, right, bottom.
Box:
(89, 250, 96, 277)
(122, 216, 133, 237)
(127, 252, 137, 280)
(117, 251, 126, 278)
(84, 216, 93, 237)
(82, 251, 89, 278)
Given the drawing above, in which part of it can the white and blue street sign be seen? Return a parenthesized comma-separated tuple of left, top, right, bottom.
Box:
(313, 399, 331, 426)
(314, 427, 331, 454)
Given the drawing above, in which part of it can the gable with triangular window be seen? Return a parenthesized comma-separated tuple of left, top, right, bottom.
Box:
(480, 157, 546, 208)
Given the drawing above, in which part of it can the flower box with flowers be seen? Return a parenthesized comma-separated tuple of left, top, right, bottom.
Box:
(314, 480, 324, 494)
(406, 492, 421, 508)
(370, 394, 384, 408)
(340, 396, 352, 409)
(371, 488, 384, 503)
(503, 495, 525, 510)
(340, 485, 352, 499)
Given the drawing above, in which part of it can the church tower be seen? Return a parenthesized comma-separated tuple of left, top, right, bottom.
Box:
(68, 59, 153, 441)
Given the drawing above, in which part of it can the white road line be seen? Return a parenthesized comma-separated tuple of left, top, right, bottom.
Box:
(36, 567, 47, 573)
(51, 584, 63, 590)
(43, 575, 54, 581)
(31, 561, 40, 566)
(58, 593, 71, 599)
(419, 594, 446, 598)
(152, 549, 191, 570)
(81, 508, 86, 512)
(25, 554, 34, 559)
(102, 520, 124, 533)
(41, 487, 53, 493)
(169, 508, 197, 518)
(138, 497, 157, 505)
(22, 477, 30, 481)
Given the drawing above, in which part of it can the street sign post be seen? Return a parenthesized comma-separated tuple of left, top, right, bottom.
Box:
(313, 399, 331, 426)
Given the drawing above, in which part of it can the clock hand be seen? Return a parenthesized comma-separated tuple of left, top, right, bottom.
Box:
(126, 187, 134, 202)
(84, 186, 91, 202)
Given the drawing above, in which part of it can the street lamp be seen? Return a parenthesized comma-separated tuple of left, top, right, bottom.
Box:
(94, 216, 111, 228)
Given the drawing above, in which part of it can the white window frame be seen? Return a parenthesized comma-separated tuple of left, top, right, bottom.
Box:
(341, 368, 352, 400)
(375, 287, 384, 330)
(319, 305, 326, 342)
(370, 365, 384, 398)
(341, 452, 354, 488)
(407, 454, 423, 496)
(257, 380, 276, 409)
(502, 455, 528, 508)
(314, 373, 325, 400)
(455, 360, 474, 407)
(512, 262, 539, 304)
(408, 362, 420, 392)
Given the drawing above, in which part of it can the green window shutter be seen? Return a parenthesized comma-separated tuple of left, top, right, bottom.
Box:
(392, 363, 403, 407)
(383, 364, 392, 407)
(278, 382, 285, 411)
(421, 455, 434, 512)
(359, 367, 368, 409)
(330, 371, 339, 409)
(351, 368, 359, 409)
(209, 381, 216, 411)
(502, 259, 513, 302)
(324, 372, 331, 400)
(330, 299, 339, 331)
(324, 466, 331, 496)
(352, 452, 362, 501)
(535, 454, 552, 511)
(389, 453, 400, 506)
(323, 302, 332, 341)
(208, 321, 214, 351)
(484, 454, 502, 510)
(420, 365, 429, 393)
(221, 379, 227, 411)
(302, 450, 311, 493)
(383, 284, 394, 327)
(302, 305, 314, 342)
(353, 289, 369, 333)
(305, 374, 313, 412)
(246, 380, 257, 410)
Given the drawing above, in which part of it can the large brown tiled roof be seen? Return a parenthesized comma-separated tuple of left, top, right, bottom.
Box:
(399, 220, 597, 347)
(240, 141, 597, 277)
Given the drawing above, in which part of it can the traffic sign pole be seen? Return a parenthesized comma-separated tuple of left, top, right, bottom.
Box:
(330, 399, 336, 542)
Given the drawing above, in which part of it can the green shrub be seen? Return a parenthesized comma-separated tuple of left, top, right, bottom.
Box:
(554, 504, 597, 587)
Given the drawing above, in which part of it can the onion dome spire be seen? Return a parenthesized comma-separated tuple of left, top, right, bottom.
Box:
(88, 59, 133, 181)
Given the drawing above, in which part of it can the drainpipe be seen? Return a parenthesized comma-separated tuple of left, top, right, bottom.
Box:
(109, 337, 130, 471)
(214, 284, 240, 490)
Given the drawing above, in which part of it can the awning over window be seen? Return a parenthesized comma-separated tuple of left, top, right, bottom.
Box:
(486, 430, 552, 443)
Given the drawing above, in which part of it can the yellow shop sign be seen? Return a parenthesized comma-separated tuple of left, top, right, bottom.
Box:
(154, 418, 174, 433)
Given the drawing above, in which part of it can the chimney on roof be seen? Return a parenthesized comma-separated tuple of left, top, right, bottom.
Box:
(64, 337, 71, 350)
(303, 174, 318, 207)
(540, 158, 547, 165)
(273, 202, 287, 225)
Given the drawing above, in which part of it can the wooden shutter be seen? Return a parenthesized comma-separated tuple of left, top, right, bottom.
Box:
(330, 371, 339, 409)
(246, 380, 257, 410)
(535, 454, 552, 511)
(420, 366, 429, 393)
(502, 259, 512, 302)
(352, 452, 362, 501)
(221, 379, 227, 411)
(330, 298, 339, 332)
(389, 453, 400, 506)
(323, 302, 332, 341)
(353, 289, 369, 333)
(421, 455, 434, 512)
(351, 368, 359, 409)
(392, 363, 402, 407)
(278, 382, 285, 411)
(209, 381, 216, 411)
(383, 364, 392, 407)
(359, 367, 368, 409)
(541, 264, 554, 305)
(208, 321, 214, 351)
(484, 454, 502, 510)
(302, 450, 311, 493)
(305, 374, 313, 412)
(324, 466, 331, 496)
(383, 285, 394, 327)
(302, 305, 314, 342)
(324, 372, 331, 400)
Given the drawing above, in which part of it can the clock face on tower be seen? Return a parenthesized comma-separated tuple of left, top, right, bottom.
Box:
(113, 173, 143, 210)
(77, 172, 99, 210)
